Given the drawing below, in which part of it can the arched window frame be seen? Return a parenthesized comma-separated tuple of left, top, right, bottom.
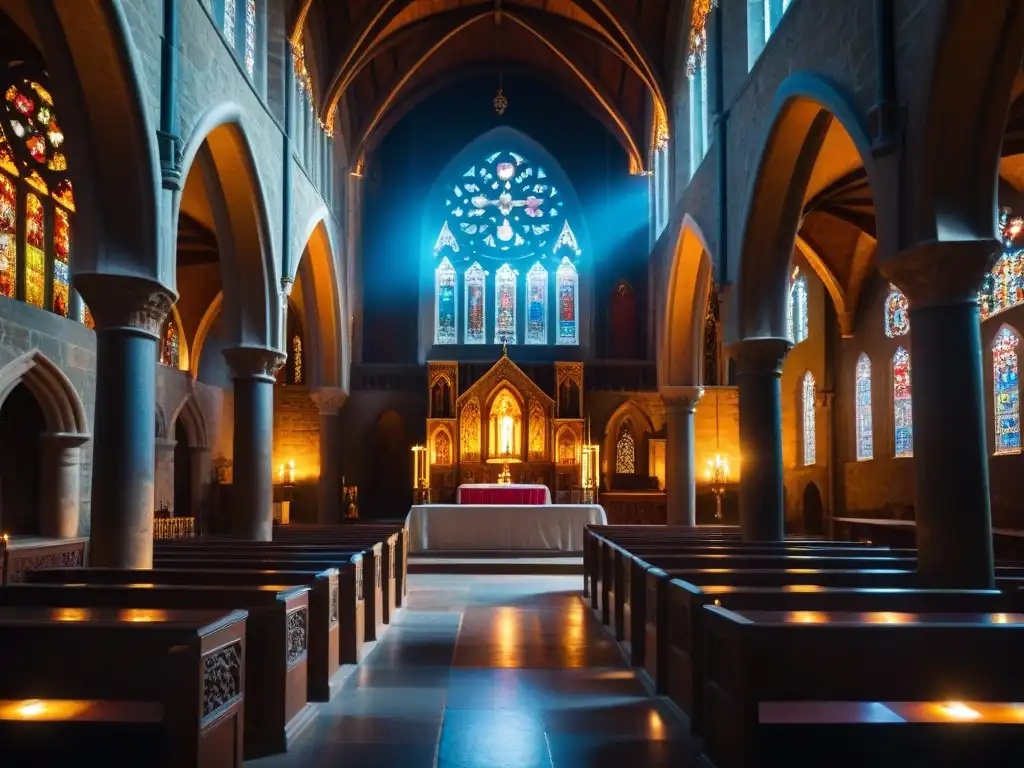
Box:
(555, 256, 579, 346)
(0, 67, 82, 324)
(854, 353, 873, 461)
(525, 262, 548, 345)
(434, 256, 457, 345)
(788, 271, 808, 344)
(159, 315, 181, 369)
(214, 0, 263, 88)
(494, 263, 517, 345)
(464, 262, 486, 344)
(893, 346, 913, 458)
(801, 371, 816, 466)
(688, 53, 709, 178)
(884, 284, 910, 337)
(615, 423, 636, 475)
(992, 325, 1021, 455)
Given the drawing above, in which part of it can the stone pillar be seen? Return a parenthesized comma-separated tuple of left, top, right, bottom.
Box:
(190, 446, 211, 534)
(76, 275, 173, 568)
(39, 433, 90, 538)
(224, 347, 285, 540)
(881, 240, 999, 588)
(661, 386, 703, 526)
(733, 337, 791, 541)
(310, 387, 349, 524)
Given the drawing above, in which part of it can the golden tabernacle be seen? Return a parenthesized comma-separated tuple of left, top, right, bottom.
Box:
(424, 351, 586, 502)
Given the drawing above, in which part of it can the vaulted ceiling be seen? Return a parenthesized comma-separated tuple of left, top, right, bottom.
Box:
(293, 0, 678, 173)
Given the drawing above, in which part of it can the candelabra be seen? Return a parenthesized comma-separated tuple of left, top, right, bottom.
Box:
(705, 453, 730, 521)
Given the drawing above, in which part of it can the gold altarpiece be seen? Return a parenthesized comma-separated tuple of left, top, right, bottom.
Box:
(425, 355, 585, 501)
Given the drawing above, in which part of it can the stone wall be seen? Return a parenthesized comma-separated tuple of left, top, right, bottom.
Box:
(272, 385, 320, 483)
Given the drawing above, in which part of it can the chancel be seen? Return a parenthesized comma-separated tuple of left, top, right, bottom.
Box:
(1, 0, 1024, 766)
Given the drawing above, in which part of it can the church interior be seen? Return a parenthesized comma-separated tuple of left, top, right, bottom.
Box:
(1, 0, 1024, 766)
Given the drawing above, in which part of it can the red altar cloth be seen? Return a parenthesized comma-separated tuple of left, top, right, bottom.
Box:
(456, 484, 550, 505)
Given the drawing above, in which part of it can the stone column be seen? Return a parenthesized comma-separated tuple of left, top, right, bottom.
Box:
(190, 446, 211, 534)
(39, 433, 90, 538)
(223, 347, 285, 540)
(76, 275, 173, 568)
(881, 239, 999, 588)
(154, 438, 176, 512)
(310, 387, 349, 524)
(661, 386, 703, 526)
(733, 337, 792, 541)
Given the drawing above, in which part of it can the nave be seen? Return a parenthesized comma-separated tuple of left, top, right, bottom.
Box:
(253, 574, 700, 768)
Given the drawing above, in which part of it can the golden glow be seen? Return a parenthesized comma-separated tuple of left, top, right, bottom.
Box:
(54, 608, 89, 622)
(411, 445, 429, 490)
(865, 612, 913, 625)
(500, 415, 515, 456)
(938, 702, 982, 721)
(782, 584, 825, 593)
(18, 700, 45, 717)
(121, 609, 169, 623)
(704, 453, 730, 483)
(647, 709, 665, 739)
(992, 613, 1010, 624)
(712, 599, 721, 606)
(786, 611, 829, 624)
(493, 607, 522, 669)
(488, 389, 522, 460)
(0, 699, 92, 721)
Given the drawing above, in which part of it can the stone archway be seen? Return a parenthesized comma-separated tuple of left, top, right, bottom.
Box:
(0, 351, 90, 538)
(802, 481, 825, 536)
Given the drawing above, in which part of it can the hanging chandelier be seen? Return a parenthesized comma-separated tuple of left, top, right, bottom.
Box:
(493, 87, 508, 115)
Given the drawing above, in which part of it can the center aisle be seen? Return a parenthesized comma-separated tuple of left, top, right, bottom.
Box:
(250, 574, 702, 768)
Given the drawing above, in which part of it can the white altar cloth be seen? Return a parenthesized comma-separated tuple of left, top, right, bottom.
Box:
(406, 504, 607, 553)
(455, 483, 552, 505)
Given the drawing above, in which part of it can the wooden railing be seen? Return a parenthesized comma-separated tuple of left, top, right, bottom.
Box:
(153, 517, 196, 540)
(0, 536, 89, 585)
(599, 492, 667, 525)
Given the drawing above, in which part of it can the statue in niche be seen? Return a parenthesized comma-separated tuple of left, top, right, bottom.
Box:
(558, 378, 581, 419)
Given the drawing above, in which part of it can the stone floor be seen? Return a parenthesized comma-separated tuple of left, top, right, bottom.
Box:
(250, 573, 703, 768)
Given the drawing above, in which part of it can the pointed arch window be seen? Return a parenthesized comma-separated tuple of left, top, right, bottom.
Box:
(893, 347, 913, 457)
(688, 56, 709, 177)
(993, 326, 1021, 455)
(465, 262, 486, 343)
(222, 0, 236, 47)
(855, 354, 873, 461)
(788, 270, 808, 344)
(1, 71, 82, 323)
(979, 207, 1024, 321)
(764, 0, 793, 41)
(434, 256, 457, 344)
(525, 262, 548, 345)
(802, 371, 816, 466)
(160, 318, 180, 369)
(494, 263, 517, 344)
(244, 0, 258, 78)
(884, 284, 910, 337)
(615, 425, 636, 474)
(556, 256, 579, 345)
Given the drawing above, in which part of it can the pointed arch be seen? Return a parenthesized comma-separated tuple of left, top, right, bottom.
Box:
(176, 104, 280, 351)
(171, 394, 210, 450)
(190, 291, 224, 380)
(602, 400, 654, 478)
(0, 351, 88, 436)
(661, 213, 714, 387)
(293, 211, 346, 389)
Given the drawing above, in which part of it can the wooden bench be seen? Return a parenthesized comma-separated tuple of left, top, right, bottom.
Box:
(641, 567, 918, 694)
(701, 607, 1024, 768)
(0, 605, 246, 766)
(146, 557, 365, 664)
(155, 544, 387, 642)
(27, 566, 344, 703)
(664, 582, 1024, 736)
(0, 583, 314, 758)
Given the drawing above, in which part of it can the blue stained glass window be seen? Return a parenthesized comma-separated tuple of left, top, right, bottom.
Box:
(434, 257, 456, 344)
(465, 262, 485, 344)
(802, 371, 816, 466)
(525, 262, 547, 345)
(789, 270, 808, 344)
(884, 284, 910, 337)
(855, 354, 873, 460)
(556, 257, 578, 345)
(494, 263, 516, 344)
(993, 326, 1021, 454)
(893, 347, 913, 457)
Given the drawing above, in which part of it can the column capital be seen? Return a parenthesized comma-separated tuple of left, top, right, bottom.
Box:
(660, 385, 703, 413)
(310, 387, 349, 415)
(223, 346, 286, 382)
(729, 337, 792, 376)
(74, 274, 175, 338)
(879, 238, 1000, 308)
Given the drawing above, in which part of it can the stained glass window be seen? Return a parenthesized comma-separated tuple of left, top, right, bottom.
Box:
(615, 426, 635, 474)
(884, 284, 910, 337)
(556, 257, 578, 345)
(993, 326, 1020, 455)
(494, 263, 517, 344)
(292, 334, 303, 384)
(161, 321, 180, 369)
(0, 124, 18, 177)
(464, 262, 485, 344)
(244, 0, 257, 78)
(802, 371, 816, 466)
(434, 256, 457, 344)
(525, 262, 547, 345)
(223, 0, 236, 48)
(979, 207, 1024, 321)
(432, 145, 584, 345)
(52, 206, 70, 316)
(789, 272, 808, 344)
(855, 354, 873, 460)
(0, 174, 15, 298)
(24, 193, 45, 308)
(893, 347, 913, 457)
(80, 303, 94, 329)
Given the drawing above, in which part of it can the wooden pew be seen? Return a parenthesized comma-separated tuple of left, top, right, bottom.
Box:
(0, 584, 314, 759)
(665, 582, 1024, 736)
(145, 557, 365, 664)
(0, 606, 246, 766)
(155, 542, 386, 638)
(275, 524, 408, 608)
(26, 566, 345, 703)
(701, 606, 1024, 768)
(641, 567, 918, 694)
